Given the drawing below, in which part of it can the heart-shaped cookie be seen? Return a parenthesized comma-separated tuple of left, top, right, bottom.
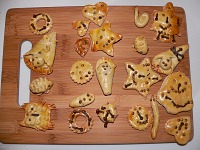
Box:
(82, 2, 108, 26)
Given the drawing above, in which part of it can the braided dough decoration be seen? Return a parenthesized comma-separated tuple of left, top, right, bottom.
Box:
(70, 60, 94, 84)
(134, 7, 149, 28)
(150, 2, 182, 43)
(68, 109, 94, 134)
(96, 102, 118, 128)
(96, 57, 116, 96)
(72, 20, 91, 37)
(29, 77, 53, 95)
(30, 13, 53, 35)
(69, 93, 95, 108)
(128, 105, 153, 130)
(23, 31, 57, 75)
(157, 72, 193, 114)
(82, 2, 108, 26)
(152, 44, 189, 75)
(165, 116, 191, 145)
(19, 102, 56, 131)
(89, 22, 122, 56)
(123, 58, 162, 97)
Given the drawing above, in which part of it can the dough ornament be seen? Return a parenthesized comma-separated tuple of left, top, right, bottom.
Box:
(72, 20, 90, 37)
(68, 109, 93, 134)
(70, 60, 94, 84)
(96, 57, 116, 96)
(150, 2, 182, 43)
(69, 93, 95, 108)
(30, 13, 53, 35)
(29, 77, 53, 95)
(96, 102, 118, 128)
(134, 7, 149, 28)
(152, 44, 189, 75)
(128, 105, 153, 131)
(82, 2, 108, 26)
(165, 116, 191, 145)
(157, 72, 193, 114)
(19, 102, 56, 131)
(23, 31, 57, 75)
(74, 37, 91, 58)
(123, 58, 162, 97)
(132, 35, 149, 55)
(89, 22, 122, 56)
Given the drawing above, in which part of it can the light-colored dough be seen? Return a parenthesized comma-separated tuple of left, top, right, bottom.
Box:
(132, 35, 149, 55)
(72, 20, 90, 37)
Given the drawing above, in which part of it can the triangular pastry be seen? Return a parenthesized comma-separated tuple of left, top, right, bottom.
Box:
(96, 57, 116, 96)
(23, 31, 57, 75)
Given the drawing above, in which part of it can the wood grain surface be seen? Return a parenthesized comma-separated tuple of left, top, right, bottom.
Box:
(0, 5, 193, 144)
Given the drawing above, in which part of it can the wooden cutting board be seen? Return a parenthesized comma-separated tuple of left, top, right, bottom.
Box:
(0, 5, 193, 144)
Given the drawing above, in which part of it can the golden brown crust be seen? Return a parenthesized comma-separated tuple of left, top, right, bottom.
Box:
(19, 102, 56, 131)
(128, 105, 153, 131)
(152, 44, 189, 75)
(68, 109, 94, 134)
(29, 13, 53, 35)
(123, 58, 162, 97)
(72, 20, 90, 37)
(82, 2, 108, 26)
(23, 31, 57, 75)
(89, 22, 122, 56)
(165, 116, 191, 145)
(74, 37, 91, 58)
(156, 71, 193, 114)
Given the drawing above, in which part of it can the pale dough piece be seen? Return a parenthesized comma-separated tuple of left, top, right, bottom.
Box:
(123, 58, 162, 97)
(96, 102, 118, 128)
(152, 44, 189, 75)
(89, 22, 122, 56)
(150, 95, 160, 140)
(72, 20, 90, 37)
(82, 2, 108, 26)
(165, 116, 191, 145)
(96, 57, 116, 96)
(29, 77, 53, 95)
(134, 7, 149, 28)
(69, 93, 95, 108)
(156, 71, 193, 114)
(132, 35, 149, 55)
(23, 31, 57, 75)
(19, 102, 56, 131)
(70, 60, 94, 84)
(128, 105, 153, 130)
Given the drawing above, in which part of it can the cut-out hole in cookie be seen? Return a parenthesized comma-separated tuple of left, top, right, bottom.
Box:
(18, 40, 32, 106)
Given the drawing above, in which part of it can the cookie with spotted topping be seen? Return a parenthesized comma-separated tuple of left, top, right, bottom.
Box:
(72, 20, 90, 37)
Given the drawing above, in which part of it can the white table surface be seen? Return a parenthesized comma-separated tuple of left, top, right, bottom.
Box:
(0, 0, 200, 149)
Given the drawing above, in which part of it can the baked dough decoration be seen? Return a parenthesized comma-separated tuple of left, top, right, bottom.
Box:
(68, 109, 94, 134)
(132, 35, 149, 55)
(134, 7, 149, 28)
(128, 105, 153, 131)
(70, 60, 94, 84)
(72, 20, 91, 37)
(157, 71, 193, 114)
(19, 102, 56, 131)
(150, 2, 182, 43)
(150, 95, 160, 140)
(96, 57, 116, 96)
(89, 22, 122, 56)
(74, 37, 91, 58)
(123, 58, 162, 97)
(165, 116, 191, 145)
(96, 102, 118, 128)
(152, 44, 189, 75)
(69, 93, 95, 108)
(23, 31, 57, 75)
(30, 13, 53, 35)
(29, 77, 53, 95)
(82, 2, 108, 26)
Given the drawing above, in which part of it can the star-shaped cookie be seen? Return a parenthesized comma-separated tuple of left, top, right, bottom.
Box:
(89, 22, 122, 56)
(123, 58, 162, 97)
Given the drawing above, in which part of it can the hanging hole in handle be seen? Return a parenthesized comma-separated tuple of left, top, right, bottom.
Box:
(18, 40, 32, 106)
